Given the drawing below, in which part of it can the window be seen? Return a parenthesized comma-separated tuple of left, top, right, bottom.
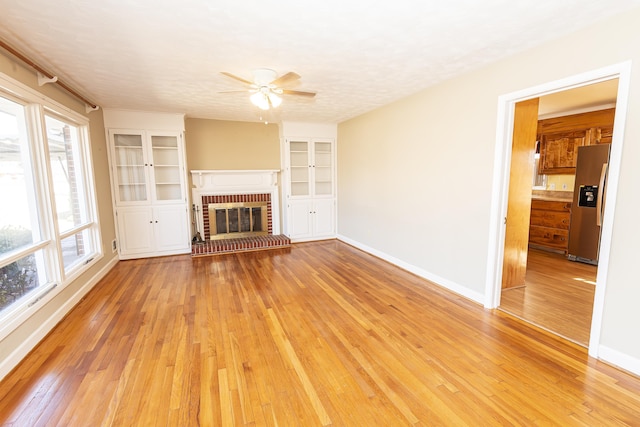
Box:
(45, 114, 95, 271)
(0, 74, 101, 325)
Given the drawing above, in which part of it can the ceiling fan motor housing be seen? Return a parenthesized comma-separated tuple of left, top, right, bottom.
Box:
(252, 68, 278, 85)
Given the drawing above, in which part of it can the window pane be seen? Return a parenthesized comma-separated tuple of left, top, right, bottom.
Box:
(0, 252, 41, 312)
(61, 230, 92, 270)
(0, 98, 41, 254)
(45, 115, 88, 233)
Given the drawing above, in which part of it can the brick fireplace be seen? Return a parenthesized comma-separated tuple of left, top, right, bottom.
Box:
(202, 193, 271, 240)
(191, 170, 290, 256)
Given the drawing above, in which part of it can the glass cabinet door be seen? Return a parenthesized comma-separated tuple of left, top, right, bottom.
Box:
(289, 140, 310, 197)
(112, 132, 148, 202)
(150, 134, 183, 201)
(313, 141, 333, 196)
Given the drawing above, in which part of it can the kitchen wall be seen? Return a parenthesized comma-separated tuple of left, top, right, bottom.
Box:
(337, 7, 640, 373)
(0, 50, 118, 376)
(546, 174, 575, 192)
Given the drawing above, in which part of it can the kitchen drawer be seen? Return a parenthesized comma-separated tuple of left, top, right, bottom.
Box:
(529, 225, 569, 251)
(530, 199, 571, 212)
(529, 209, 570, 230)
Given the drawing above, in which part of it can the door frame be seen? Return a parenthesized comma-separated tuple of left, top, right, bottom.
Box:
(484, 61, 632, 358)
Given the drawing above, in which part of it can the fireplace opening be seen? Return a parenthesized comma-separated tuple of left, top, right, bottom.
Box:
(208, 201, 268, 240)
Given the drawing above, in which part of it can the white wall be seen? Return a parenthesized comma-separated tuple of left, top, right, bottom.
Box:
(337, 7, 640, 373)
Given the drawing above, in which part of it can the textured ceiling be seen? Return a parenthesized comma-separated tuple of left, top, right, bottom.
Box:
(0, 0, 637, 123)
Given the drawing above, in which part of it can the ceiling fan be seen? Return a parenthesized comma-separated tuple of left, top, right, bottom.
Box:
(220, 68, 316, 110)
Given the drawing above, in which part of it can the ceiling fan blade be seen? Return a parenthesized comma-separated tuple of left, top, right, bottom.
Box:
(221, 72, 253, 85)
(270, 72, 301, 87)
(218, 90, 250, 94)
(282, 89, 316, 98)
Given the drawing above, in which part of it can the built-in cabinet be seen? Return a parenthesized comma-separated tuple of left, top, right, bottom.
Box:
(283, 137, 336, 241)
(104, 110, 190, 259)
(529, 199, 572, 253)
(115, 205, 190, 256)
(538, 108, 615, 174)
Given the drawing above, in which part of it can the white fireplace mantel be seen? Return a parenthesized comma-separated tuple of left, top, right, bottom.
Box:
(191, 170, 281, 236)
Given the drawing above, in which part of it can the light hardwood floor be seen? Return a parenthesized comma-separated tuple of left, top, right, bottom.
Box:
(1, 240, 639, 426)
(500, 248, 597, 346)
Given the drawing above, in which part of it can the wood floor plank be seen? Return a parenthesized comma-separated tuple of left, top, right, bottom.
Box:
(0, 240, 639, 426)
(500, 248, 596, 345)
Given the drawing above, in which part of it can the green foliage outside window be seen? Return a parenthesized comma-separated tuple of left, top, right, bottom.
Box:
(0, 226, 38, 311)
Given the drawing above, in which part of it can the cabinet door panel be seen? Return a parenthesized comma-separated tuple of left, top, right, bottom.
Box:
(313, 199, 335, 237)
(150, 133, 184, 202)
(111, 131, 150, 203)
(540, 130, 586, 174)
(117, 207, 154, 255)
(154, 206, 190, 251)
(288, 201, 313, 239)
(288, 140, 311, 197)
(313, 140, 334, 197)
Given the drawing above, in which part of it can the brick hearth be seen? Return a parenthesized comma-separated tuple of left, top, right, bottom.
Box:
(191, 234, 291, 257)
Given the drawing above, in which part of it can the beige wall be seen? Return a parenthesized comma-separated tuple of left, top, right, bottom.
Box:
(338, 8, 640, 367)
(0, 50, 117, 370)
(185, 118, 280, 171)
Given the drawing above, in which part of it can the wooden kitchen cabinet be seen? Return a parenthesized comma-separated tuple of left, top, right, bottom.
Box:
(537, 108, 614, 174)
(539, 130, 588, 174)
(528, 199, 572, 254)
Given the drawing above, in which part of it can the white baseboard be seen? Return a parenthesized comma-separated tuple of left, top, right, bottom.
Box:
(336, 234, 484, 304)
(598, 345, 640, 377)
(0, 256, 119, 381)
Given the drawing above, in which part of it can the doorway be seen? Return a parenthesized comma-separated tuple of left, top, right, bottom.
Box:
(499, 82, 617, 346)
(484, 62, 632, 357)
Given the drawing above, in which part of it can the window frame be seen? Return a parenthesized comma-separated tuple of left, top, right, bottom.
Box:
(0, 71, 103, 341)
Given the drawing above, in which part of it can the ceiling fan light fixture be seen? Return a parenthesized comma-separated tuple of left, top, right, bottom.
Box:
(250, 90, 282, 110)
(268, 92, 282, 108)
(250, 91, 270, 110)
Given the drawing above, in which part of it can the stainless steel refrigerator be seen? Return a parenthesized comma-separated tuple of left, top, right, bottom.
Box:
(567, 144, 611, 265)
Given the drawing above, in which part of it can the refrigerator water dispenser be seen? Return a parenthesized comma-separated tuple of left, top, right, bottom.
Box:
(578, 185, 598, 208)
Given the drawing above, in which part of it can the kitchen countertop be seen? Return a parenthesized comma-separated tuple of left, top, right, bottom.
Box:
(531, 190, 573, 202)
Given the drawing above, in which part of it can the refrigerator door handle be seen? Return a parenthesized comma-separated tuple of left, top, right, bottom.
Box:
(596, 162, 608, 227)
